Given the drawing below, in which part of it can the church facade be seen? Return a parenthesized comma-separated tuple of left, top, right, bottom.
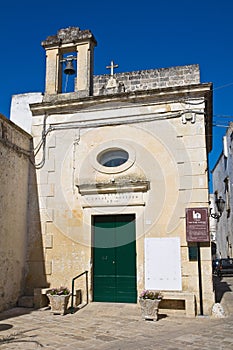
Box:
(10, 27, 214, 315)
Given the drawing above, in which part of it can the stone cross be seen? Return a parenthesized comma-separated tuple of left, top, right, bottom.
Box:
(106, 60, 118, 76)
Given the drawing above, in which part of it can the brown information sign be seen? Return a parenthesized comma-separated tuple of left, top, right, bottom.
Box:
(186, 208, 209, 243)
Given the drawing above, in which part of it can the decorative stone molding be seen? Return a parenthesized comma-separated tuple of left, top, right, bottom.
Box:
(41, 27, 97, 48)
(78, 180, 150, 195)
(181, 112, 196, 124)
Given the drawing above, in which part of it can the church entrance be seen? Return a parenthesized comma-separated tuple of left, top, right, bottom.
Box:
(93, 214, 137, 303)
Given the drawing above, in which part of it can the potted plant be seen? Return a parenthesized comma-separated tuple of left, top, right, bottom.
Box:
(47, 286, 71, 315)
(139, 290, 163, 321)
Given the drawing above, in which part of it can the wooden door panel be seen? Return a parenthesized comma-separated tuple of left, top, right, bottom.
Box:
(93, 215, 136, 303)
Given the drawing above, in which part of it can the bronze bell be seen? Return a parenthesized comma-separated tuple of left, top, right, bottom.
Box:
(64, 59, 75, 75)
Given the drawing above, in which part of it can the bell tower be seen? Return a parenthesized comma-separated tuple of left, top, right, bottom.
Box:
(41, 27, 97, 96)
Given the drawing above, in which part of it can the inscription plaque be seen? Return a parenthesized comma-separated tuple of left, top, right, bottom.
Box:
(81, 192, 145, 207)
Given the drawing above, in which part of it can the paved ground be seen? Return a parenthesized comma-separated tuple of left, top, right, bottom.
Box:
(0, 276, 233, 349)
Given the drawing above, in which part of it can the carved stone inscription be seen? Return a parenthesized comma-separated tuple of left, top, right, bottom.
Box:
(81, 192, 144, 207)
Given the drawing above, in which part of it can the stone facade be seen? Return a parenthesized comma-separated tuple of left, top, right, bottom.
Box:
(212, 123, 233, 258)
(93, 65, 200, 95)
(10, 27, 214, 315)
(0, 114, 31, 311)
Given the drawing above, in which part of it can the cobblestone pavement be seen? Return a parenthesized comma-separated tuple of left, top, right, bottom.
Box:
(0, 276, 233, 350)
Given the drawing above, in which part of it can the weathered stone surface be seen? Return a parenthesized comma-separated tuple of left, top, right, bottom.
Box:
(212, 303, 226, 318)
(17, 296, 34, 308)
(41, 27, 97, 47)
(93, 64, 200, 95)
(47, 294, 70, 315)
(139, 298, 161, 321)
(0, 114, 31, 312)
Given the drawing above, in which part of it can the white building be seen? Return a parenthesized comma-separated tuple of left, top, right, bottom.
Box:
(212, 123, 233, 258)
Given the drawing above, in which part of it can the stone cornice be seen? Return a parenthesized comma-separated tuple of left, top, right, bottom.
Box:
(30, 83, 212, 116)
(30, 83, 212, 153)
(78, 181, 150, 196)
(41, 27, 97, 48)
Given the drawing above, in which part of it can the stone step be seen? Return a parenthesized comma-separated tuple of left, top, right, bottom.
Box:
(18, 296, 34, 308)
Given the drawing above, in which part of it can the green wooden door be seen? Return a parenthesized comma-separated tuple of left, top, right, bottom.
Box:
(93, 214, 137, 303)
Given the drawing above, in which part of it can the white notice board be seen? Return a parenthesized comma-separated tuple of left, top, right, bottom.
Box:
(145, 237, 182, 291)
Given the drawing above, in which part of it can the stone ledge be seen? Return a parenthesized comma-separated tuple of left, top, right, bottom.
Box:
(160, 291, 196, 317)
(34, 288, 50, 309)
(18, 296, 34, 308)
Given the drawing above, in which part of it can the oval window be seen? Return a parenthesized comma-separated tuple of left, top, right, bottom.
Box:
(97, 148, 129, 167)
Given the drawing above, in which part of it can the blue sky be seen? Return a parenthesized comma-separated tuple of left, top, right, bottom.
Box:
(0, 0, 232, 189)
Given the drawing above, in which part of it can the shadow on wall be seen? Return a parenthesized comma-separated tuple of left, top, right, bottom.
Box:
(0, 115, 48, 312)
(24, 151, 49, 295)
(213, 275, 232, 303)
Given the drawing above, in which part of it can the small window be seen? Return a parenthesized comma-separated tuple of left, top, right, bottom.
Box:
(90, 141, 135, 174)
(97, 148, 129, 168)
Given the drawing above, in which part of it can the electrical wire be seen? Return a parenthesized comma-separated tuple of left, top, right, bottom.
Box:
(29, 96, 208, 169)
(213, 82, 233, 91)
(32, 114, 50, 169)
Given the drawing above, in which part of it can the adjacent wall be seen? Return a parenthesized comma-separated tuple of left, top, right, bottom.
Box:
(0, 114, 31, 311)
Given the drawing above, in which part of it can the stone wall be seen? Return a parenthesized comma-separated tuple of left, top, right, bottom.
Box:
(0, 114, 31, 311)
(93, 64, 200, 95)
